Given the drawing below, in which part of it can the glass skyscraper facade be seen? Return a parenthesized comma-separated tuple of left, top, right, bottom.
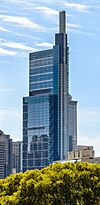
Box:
(23, 11, 77, 171)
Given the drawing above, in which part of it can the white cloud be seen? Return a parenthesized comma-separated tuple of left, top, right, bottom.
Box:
(0, 15, 42, 30)
(68, 23, 81, 29)
(36, 42, 53, 48)
(1, 0, 56, 4)
(0, 48, 17, 56)
(65, 2, 89, 12)
(0, 88, 16, 93)
(1, 0, 34, 5)
(35, 7, 72, 18)
(66, 23, 82, 34)
(0, 39, 37, 52)
(0, 26, 8, 32)
(36, 7, 58, 15)
(68, 28, 94, 36)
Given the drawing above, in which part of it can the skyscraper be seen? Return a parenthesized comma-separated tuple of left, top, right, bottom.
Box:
(23, 11, 77, 171)
(12, 141, 22, 173)
(0, 130, 12, 179)
(69, 95, 77, 152)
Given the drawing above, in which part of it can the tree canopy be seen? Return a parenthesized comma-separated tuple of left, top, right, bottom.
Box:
(0, 162, 100, 204)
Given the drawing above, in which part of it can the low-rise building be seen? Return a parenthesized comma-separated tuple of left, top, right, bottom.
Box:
(68, 145, 95, 161)
(77, 145, 94, 157)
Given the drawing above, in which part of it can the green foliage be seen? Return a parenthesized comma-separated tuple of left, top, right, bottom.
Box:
(0, 162, 100, 204)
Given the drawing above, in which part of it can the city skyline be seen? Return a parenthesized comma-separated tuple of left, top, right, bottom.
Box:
(0, 0, 100, 156)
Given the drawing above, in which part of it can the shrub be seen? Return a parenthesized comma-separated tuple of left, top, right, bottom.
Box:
(0, 162, 100, 205)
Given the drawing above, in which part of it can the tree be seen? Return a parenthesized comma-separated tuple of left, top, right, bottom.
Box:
(0, 162, 100, 205)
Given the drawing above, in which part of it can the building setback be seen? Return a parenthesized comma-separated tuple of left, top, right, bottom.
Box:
(0, 130, 12, 179)
(23, 11, 77, 171)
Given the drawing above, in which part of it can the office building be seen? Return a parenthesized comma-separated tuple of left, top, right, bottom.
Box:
(12, 141, 22, 173)
(23, 11, 77, 171)
(69, 96, 77, 151)
(0, 130, 12, 179)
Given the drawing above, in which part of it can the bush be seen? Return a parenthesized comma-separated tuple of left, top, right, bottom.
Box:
(0, 162, 100, 204)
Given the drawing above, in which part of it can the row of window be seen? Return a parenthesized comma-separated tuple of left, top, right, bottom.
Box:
(28, 106, 49, 111)
(27, 129, 49, 136)
(29, 73, 53, 83)
(30, 59, 53, 68)
(30, 79, 52, 85)
(23, 159, 49, 167)
(29, 81, 53, 90)
(28, 120, 49, 127)
(29, 66, 53, 75)
(23, 115, 49, 121)
(28, 108, 49, 112)
(23, 97, 50, 105)
(30, 56, 53, 62)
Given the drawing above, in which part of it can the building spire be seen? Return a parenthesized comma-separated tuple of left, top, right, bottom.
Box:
(59, 10, 66, 33)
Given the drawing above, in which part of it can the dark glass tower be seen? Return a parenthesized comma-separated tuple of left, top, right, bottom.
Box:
(23, 11, 70, 171)
(55, 11, 69, 160)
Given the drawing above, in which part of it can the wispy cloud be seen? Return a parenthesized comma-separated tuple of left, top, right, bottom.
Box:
(1, 0, 57, 5)
(36, 42, 53, 48)
(68, 28, 94, 36)
(66, 23, 83, 34)
(64, 2, 90, 12)
(0, 88, 16, 93)
(35, 7, 58, 15)
(0, 26, 9, 32)
(1, 0, 35, 6)
(0, 39, 37, 52)
(68, 23, 81, 29)
(35, 6, 72, 17)
(0, 14, 42, 30)
(0, 48, 17, 56)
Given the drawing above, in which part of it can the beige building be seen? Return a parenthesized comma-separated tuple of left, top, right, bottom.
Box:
(68, 145, 95, 161)
(54, 145, 100, 164)
(77, 145, 94, 155)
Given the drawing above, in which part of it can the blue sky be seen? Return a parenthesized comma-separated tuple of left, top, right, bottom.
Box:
(0, 0, 100, 156)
